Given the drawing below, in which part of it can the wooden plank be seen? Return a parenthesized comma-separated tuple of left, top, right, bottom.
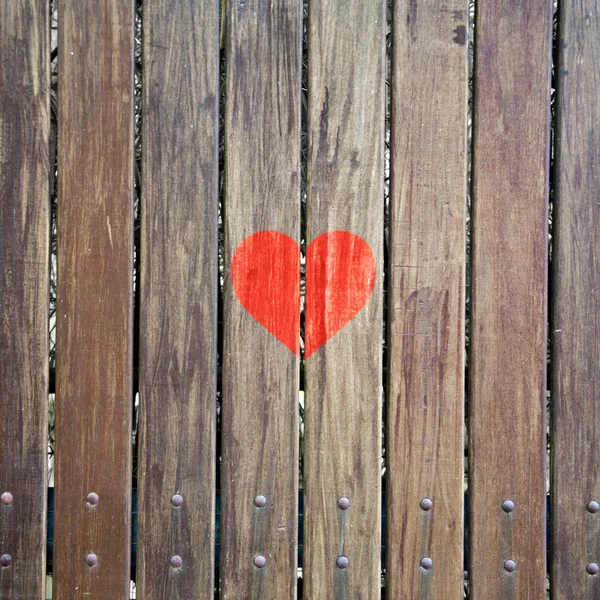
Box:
(221, 0, 302, 598)
(303, 0, 385, 597)
(137, 0, 219, 597)
(54, 0, 134, 597)
(469, 1, 552, 598)
(387, 3, 467, 598)
(552, 3, 600, 598)
(0, 1, 49, 597)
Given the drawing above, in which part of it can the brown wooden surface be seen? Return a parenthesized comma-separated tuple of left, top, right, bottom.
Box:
(387, 3, 467, 598)
(0, 1, 49, 597)
(137, 0, 219, 597)
(470, 1, 552, 598)
(552, 2, 600, 598)
(303, 0, 385, 597)
(221, 0, 302, 598)
(54, 1, 134, 596)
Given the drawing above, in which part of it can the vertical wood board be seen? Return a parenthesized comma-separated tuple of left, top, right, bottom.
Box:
(552, 2, 600, 598)
(304, 0, 385, 597)
(221, 0, 302, 598)
(0, 1, 50, 598)
(470, 2, 552, 598)
(387, 3, 467, 598)
(54, 0, 134, 596)
(137, 0, 219, 597)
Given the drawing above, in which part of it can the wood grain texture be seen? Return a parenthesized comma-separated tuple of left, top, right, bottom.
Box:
(137, 1, 219, 597)
(387, 3, 467, 598)
(0, 1, 49, 597)
(221, 0, 302, 597)
(470, 1, 552, 598)
(303, 0, 385, 597)
(54, 1, 134, 596)
(552, 3, 600, 598)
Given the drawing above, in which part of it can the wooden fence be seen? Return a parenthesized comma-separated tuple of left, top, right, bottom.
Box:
(1, 0, 599, 598)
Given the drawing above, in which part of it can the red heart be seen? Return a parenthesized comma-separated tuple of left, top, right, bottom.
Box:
(231, 230, 375, 358)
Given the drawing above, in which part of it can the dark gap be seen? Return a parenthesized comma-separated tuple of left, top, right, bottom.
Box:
(464, 1, 476, 598)
(547, 2, 560, 598)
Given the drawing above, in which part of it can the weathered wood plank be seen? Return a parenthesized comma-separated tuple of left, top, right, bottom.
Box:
(470, 1, 552, 598)
(137, 0, 219, 597)
(303, 0, 385, 597)
(221, 0, 302, 597)
(387, 3, 467, 598)
(552, 3, 600, 598)
(54, 1, 134, 596)
(0, 1, 50, 597)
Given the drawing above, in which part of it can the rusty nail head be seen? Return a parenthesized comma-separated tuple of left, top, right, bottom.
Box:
(1, 492, 13, 505)
(171, 494, 183, 507)
(85, 553, 98, 567)
(253, 555, 267, 568)
(0, 554, 12, 567)
(338, 496, 350, 510)
(420, 557, 433, 570)
(170, 555, 183, 568)
(502, 500, 515, 513)
(587, 563, 600, 575)
(336, 556, 349, 569)
(504, 560, 517, 572)
(86, 493, 99, 506)
(420, 497, 433, 511)
(587, 501, 600, 514)
(254, 495, 267, 508)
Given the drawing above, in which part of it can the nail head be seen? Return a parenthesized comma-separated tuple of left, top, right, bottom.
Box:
(420, 497, 433, 511)
(171, 494, 183, 507)
(502, 500, 515, 513)
(504, 560, 517, 572)
(85, 553, 98, 567)
(1, 492, 13, 505)
(0, 555, 12, 567)
(253, 554, 266, 568)
(336, 555, 349, 569)
(587, 563, 600, 575)
(420, 557, 433, 570)
(86, 493, 99, 506)
(254, 495, 267, 508)
(170, 555, 183, 568)
(337, 496, 350, 510)
(587, 501, 600, 514)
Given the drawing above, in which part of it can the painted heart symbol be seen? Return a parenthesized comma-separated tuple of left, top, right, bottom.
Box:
(231, 230, 375, 358)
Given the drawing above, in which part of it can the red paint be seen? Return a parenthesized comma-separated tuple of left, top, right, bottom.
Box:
(232, 230, 375, 358)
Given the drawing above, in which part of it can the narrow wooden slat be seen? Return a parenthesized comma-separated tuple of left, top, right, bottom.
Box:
(54, 1, 134, 596)
(221, 0, 302, 597)
(303, 0, 385, 596)
(387, 3, 467, 598)
(137, 0, 219, 596)
(470, 2, 552, 598)
(0, 1, 49, 597)
(552, 3, 600, 598)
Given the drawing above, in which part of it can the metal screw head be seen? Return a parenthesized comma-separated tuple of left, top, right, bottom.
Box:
(86, 493, 99, 506)
(336, 556, 349, 569)
(85, 553, 98, 567)
(587, 563, 600, 575)
(420, 557, 433, 570)
(502, 500, 515, 513)
(254, 495, 267, 508)
(337, 496, 350, 510)
(504, 560, 517, 572)
(170, 555, 183, 568)
(0, 554, 12, 567)
(171, 494, 184, 507)
(1, 492, 13, 505)
(420, 497, 433, 511)
(253, 555, 267, 568)
(587, 501, 600, 514)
